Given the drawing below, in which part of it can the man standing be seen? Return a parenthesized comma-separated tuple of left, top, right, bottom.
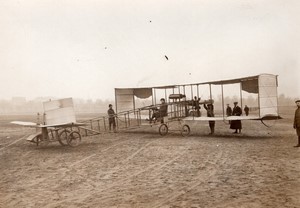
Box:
(193, 96, 201, 117)
(226, 104, 232, 117)
(226, 103, 232, 124)
(107, 104, 116, 132)
(230, 102, 242, 133)
(204, 100, 215, 135)
(244, 105, 250, 116)
(293, 100, 300, 147)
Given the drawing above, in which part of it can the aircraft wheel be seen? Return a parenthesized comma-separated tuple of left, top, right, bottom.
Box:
(58, 129, 70, 146)
(67, 131, 81, 147)
(181, 124, 190, 137)
(159, 124, 168, 136)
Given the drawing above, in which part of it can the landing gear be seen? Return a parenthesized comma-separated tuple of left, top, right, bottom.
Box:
(181, 124, 190, 137)
(159, 124, 168, 136)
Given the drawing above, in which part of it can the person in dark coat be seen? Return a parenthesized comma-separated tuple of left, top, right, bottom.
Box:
(226, 104, 232, 124)
(230, 102, 242, 133)
(107, 104, 116, 132)
(293, 100, 300, 147)
(226, 104, 232, 117)
(244, 105, 250, 116)
(204, 100, 215, 135)
(151, 98, 168, 123)
(193, 96, 201, 117)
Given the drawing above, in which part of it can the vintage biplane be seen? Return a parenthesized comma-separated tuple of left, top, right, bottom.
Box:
(12, 74, 281, 143)
(11, 98, 87, 147)
(112, 73, 281, 136)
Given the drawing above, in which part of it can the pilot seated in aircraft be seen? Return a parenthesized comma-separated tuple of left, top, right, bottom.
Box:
(150, 98, 168, 123)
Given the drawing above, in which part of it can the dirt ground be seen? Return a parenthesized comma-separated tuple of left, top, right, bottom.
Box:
(0, 114, 299, 208)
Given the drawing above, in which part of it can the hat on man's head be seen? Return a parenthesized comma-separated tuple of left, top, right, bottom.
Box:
(160, 98, 165, 101)
(234, 102, 238, 104)
(295, 99, 300, 103)
(109, 104, 112, 107)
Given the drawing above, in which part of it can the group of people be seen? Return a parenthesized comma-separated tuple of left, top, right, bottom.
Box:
(107, 97, 300, 148)
(227, 103, 249, 117)
(207, 99, 300, 147)
(226, 102, 243, 134)
(201, 100, 250, 135)
(107, 98, 249, 134)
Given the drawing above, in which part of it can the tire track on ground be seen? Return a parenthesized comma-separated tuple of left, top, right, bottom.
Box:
(68, 137, 134, 167)
(0, 135, 27, 155)
(89, 139, 200, 207)
(151, 147, 225, 208)
(46, 145, 188, 207)
(100, 139, 158, 179)
(24, 137, 134, 189)
(0, 135, 27, 150)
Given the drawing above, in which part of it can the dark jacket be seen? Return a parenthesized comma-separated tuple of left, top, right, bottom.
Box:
(204, 104, 214, 117)
(108, 108, 115, 119)
(226, 106, 232, 116)
(230, 105, 242, 130)
(294, 108, 300, 128)
(159, 103, 168, 117)
(232, 106, 242, 116)
(194, 99, 200, 110)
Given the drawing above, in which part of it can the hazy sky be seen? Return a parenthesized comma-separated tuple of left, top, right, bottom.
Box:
(0, 0, 299, 100)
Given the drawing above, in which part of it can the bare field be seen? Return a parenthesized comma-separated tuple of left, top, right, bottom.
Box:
(0, 114, 299, 208)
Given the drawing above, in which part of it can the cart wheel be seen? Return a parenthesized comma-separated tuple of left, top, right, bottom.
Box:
(58, 129, 70, 146)
(181, 124, 190, 137)
(67, 131, 81, 147)
(159, 124, 168, 136)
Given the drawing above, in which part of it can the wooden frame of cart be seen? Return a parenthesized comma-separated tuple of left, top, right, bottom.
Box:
(12, 98, 85, 147)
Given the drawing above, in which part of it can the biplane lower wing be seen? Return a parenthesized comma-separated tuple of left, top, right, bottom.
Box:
(183, 115, 281, 121)
(11, 121, 86, 128)
(38, 122, 86, 128)
(226, 116, 261, 120)
(11, 121, 39, 127)
(184, 116, 260, 121)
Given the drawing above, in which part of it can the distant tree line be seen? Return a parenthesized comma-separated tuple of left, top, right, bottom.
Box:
(0, 98, 114, 115)
(0, 94, 297, 115)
